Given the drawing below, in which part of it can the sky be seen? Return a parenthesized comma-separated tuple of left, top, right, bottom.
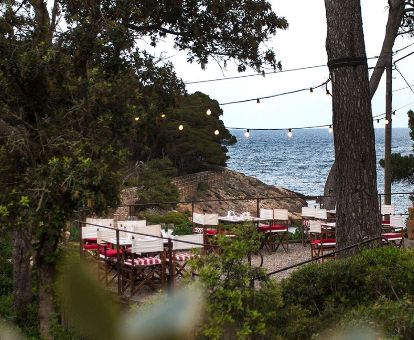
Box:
(148, 0, 414, 130)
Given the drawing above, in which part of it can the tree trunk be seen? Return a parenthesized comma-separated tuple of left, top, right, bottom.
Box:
(36, 229, 60, 340)
(324, 0, 381, 255)
(322, 0, 405, 208)
(38, 261, 55, 340)
(12, 227, 33, 315)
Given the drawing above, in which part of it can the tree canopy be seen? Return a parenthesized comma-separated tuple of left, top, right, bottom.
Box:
(0, 1, 288, 337)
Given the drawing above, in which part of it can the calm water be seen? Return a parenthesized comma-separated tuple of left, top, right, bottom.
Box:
(227, 128, 413, 213)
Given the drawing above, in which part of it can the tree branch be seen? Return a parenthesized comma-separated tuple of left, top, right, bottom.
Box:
(50, 0, 59, 34)
(126, 23, 184, 37)
(369, 0, 405, 98)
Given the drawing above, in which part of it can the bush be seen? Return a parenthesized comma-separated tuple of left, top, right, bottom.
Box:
(139, 210, 193, 235)
(278, 247, 414, 338)
(131, 158, 179, 204)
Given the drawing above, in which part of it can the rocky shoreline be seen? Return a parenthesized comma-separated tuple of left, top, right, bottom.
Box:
(117, 169, 306, 221)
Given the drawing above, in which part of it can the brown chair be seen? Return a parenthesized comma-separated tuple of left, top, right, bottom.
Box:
(382, 215, 404, 248)
(122, 237, 165, 296)
(169, 234, 204, 288)
(309, 220, 336, 262)
(257, 209, 289, 253)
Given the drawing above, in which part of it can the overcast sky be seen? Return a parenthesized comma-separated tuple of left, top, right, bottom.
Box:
(151, 0, 414, 129)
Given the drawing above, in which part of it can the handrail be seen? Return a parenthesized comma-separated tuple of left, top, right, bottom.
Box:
(125, 192, 413, 208)
(252, 235, 383, 281)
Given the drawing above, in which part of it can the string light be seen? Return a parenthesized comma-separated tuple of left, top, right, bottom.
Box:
(178, 124, 184, 131)
(224, 100, 414, 134)
(214, 129, 220, 135)
(161, 113, 166, 118)
(206, 109, 212, 116)
(134, 117, 139, 121)
(328, 125, 333, 134)
(220, 78, 330, 106)
(244, 129, 250, 138)
(326, 88, 331, 96)
(310, 88, 313, 93)
(385, 119, 389, 125)
(287, 128, 293, 138)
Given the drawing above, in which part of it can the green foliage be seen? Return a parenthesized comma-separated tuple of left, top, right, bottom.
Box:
(160, 92, 237, 173)
(139, 210, 193, 235)
(279, 247, 414, 338)
(342, 297, 414, 339)
(0, 0, 289, 336)
(195, 225, 282, 339)
(133, 158, 179, 204)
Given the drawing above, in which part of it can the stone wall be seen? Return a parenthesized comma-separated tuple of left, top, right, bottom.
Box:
(171, 170, 225, 200)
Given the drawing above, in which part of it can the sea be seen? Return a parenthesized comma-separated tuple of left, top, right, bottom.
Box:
(227, 128, 413, 214)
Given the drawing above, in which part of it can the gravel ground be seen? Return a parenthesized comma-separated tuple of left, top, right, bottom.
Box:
(250, 242, 312, 280)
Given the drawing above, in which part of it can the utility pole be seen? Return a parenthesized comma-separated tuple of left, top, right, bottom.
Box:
(384, 53, 392, 205)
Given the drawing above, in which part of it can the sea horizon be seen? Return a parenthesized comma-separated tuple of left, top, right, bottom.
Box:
(227, 127, 413, 213)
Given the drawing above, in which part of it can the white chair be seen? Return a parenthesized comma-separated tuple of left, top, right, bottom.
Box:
(381, 204, 396, 226)
(308, 220, 336, 261)
(133, 224, 161, 238)
(381, 204, 395, 216)
(301, 207, 316, 246)
(257, 209, 289, 253)
(192, 213, 219, 235)
(171, 234, 204, 286)
(81, 226, 100, 251)
(382, 215, 404, 248)
(123, 237, 165, 295)
(86, 218, 114, 228)
(260, 208, 274, 220)
(314, 208, 328, 221)
(117, 220, 146, 242)
(302, 206, 316, 219)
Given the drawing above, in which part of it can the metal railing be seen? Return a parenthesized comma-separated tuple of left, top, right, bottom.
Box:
(126, 192, 412, 218)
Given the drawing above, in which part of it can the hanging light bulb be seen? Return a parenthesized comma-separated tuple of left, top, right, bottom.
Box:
(244, 129, 250, 138)
(328, 125, 333, 134)
(326, 88, 331, 96)
(385, 119, 389, 125)
(287, 128, 293, 138)
(161, 113, 166, 118)
(256, 98, 260, 104)
(310, 87, 313, 93)
(178, 124, 184, 131)
(134, 117, 140, 121)
(214, 129, 219, 135)
(392, 111, 396, 116)
(206, 108, 212, 116)
(377, 119, 380, 124)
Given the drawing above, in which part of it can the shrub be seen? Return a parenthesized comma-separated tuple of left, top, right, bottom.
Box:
(279, 247, 414, 338)
(139, 210, 193, 235)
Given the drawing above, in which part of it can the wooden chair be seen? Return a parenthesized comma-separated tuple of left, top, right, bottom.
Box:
(170, 234, 204, 287)
(309, 220, 336, 262)
(192, 213, 219, 252)
(382, 215, 404, 248)
(381, 204, 395, 226)
(97, 228, 121, 285)
(301, 206, 316, 246)
(257, 209, 289, 253)
(123, 237, 165, 296)
(314, 208, 328, 223)
(81, 226, 100, 252)
(117, 220, 146, 242)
